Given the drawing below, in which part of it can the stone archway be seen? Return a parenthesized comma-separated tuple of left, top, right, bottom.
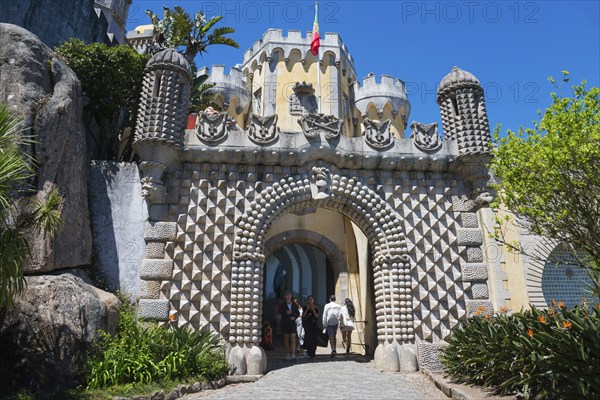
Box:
(227, 166, 416, 374)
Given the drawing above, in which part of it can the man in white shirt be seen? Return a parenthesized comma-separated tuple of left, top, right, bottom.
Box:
(322, 295, 341, 357)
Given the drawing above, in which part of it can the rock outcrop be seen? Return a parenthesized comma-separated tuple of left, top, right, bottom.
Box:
(0, 23, 92, 273)
(0, 273, 121, 392)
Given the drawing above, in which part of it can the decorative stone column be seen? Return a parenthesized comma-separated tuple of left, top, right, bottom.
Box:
(133, 48, 192, 320)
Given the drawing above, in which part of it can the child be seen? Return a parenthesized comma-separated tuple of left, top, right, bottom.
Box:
(261, 320, 274, 351)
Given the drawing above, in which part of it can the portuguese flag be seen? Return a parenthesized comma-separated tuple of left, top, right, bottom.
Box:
(310, 2, 320, 56)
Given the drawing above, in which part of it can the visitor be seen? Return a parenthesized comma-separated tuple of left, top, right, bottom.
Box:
(294, 298, 305, 354)
(340, 298, 356, 354)
(281, 290, 300, 361)
(260, 320, 274, 351)
(322, 294, 341, 357)
(302, 295, 319, 358)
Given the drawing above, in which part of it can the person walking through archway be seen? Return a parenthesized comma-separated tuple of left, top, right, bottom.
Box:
(294, 298, 305, 355)
(282, 290, 300, 361)
(340, 298, 356, 354)
(302, 295, 319, 358)
(322, 295, 341, 357)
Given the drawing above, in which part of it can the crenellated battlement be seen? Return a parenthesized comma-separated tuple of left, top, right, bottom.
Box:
(200, 65, 250, 110)
(242, 28, 356, 77)
(353, 74, 408, 96)
(199, 65, 246, 83)
(353, 74, 410, 122)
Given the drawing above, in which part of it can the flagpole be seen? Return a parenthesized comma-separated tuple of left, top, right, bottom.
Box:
(315, 1, 321, 113)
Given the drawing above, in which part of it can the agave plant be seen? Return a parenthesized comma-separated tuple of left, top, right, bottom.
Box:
(0, 103, 63, 309)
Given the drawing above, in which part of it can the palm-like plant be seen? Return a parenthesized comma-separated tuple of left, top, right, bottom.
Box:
(146, 6, 239, 66)
(0, 103, 63, 309)
(190, 73, 221, 113)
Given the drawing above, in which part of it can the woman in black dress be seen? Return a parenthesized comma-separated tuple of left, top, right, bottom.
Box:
(302, 295, 319, 358)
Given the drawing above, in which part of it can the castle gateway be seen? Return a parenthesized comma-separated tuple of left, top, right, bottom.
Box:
(131, 29, 498, 374)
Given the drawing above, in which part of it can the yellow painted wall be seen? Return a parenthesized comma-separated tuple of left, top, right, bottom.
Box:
(479, 207, 531, 313)
(497, 208, 530, 311)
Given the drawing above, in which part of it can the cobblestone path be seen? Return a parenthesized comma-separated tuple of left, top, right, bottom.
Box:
(183, 354, 446, 400)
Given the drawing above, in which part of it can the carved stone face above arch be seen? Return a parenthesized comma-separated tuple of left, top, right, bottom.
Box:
(229, 168, 413, 348)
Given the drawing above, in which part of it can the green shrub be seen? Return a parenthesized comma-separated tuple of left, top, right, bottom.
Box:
(55, 39, 149, 160)
(86, 303, 228, 389)
(441, 304, 600, 399)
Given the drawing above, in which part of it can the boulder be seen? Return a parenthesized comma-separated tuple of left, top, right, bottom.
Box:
(0, 23, 92, 273)
(0, 273, 121, 393)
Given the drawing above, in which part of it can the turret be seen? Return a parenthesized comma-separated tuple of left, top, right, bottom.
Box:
(198, 65, 250, 128)
(353, 74, 411, 138)
(437, 67, 491, 156)
(238, 29, 357, 134)
(133, 48, 192, 202)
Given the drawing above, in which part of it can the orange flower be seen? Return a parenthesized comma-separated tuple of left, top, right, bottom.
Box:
(562, 320, 572, 329)
(527, 328, 533, 337)
(499, 306, 509, 314)
(474, 311, 482, 316)
(485, 314, 492, 320)
(169, 314, 176, 322)
(551, 299, 556, 306)
(538, 316, 546, 323)
(596, 304, 600, 310)
(558, 301, 565, 308)
(549, 308, 556, 316)
(477, 306, 486, 312)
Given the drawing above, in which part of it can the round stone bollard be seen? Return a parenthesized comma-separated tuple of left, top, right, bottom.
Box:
(381, 343, 400, 372)
(228, 345, 247, 375)
(246, 345, 266, 375)
(399, 344, 418, 372)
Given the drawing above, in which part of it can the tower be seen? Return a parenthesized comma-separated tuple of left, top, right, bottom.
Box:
(353, 74, 410, 139)
(133, 48, 192, 202)
(438, 66, 494, 206)
(437, 66, 491, 156)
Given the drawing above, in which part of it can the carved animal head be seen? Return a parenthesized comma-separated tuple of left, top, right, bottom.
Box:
(196, 112, 227, 142)
(411, 121, 441, 151)
(363, 119, 391, 139)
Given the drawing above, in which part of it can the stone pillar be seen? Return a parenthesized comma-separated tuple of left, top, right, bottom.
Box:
(229, 255, 266, 375)
(132, 48, 192, 320)
(373, 257, 417, 372)
(452, 196, 494, 318)
(138, 221, 176, 320)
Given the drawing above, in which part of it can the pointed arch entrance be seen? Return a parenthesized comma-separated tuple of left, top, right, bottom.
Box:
(227, 167, 417, 374)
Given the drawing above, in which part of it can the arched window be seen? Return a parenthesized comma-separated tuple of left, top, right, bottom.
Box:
(450, 96, 459, 116)
(153, 73, 162, 98)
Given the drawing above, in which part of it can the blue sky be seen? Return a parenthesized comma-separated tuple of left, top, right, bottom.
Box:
(127, 1, 600, 136)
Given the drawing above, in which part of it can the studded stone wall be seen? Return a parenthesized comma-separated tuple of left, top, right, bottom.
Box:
(387, 171, 466, 341)
(162, 163, 261, 331)
(161, 162, 494, 346)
